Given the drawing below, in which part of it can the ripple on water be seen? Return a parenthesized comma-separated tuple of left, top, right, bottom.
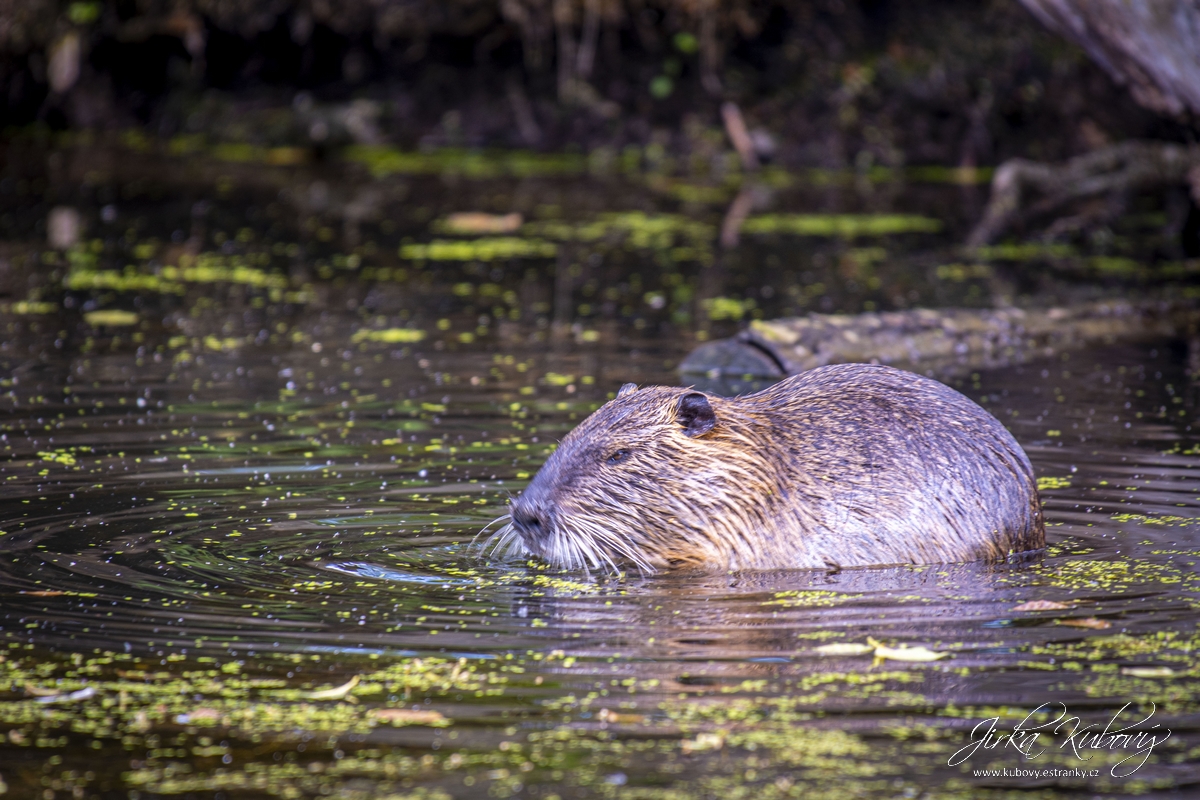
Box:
(2, 331, 1200, 797)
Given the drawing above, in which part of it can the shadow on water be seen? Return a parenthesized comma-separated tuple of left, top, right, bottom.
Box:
(1, 138, 1199, 797)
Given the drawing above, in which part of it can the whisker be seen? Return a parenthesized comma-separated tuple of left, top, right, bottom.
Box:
(575, 516, 651, 576)
(472, 514, 511, 547)
(578, 520, 623, 576)
(475, 506, 655, 579)
(478, 522, 524, 562)
(576, 521, 620, 576)
(569, 536, 592, 576)
(595, 544, 621, 576)
(606, 540, 651, 575)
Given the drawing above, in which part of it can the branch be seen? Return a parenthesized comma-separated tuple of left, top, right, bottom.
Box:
(967, 141, 1200, 246)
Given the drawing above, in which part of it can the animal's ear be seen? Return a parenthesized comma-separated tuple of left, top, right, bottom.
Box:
(676, 392, 716, 437)
(617, 383, 638, 398)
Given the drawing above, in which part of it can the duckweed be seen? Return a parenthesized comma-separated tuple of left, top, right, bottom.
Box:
(1037, 476, 1072, 490)
(346, 146, 587, 179)
(741, 214, 942, 238)
(971, 243, 1076, 261)
(4, 136, 1199, 799)
(351, 328, 427, 344)
(1031, 557, 1199, 592)
(767, 590, 858, 608)
(83, 309, 138, 326)
(399, 238, 558, 261)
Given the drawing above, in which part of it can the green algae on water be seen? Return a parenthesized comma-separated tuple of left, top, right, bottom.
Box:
(346, 146, 587, 179)
(971, 243, 1076, 261)
(351, 328, 427, 344)
(741, 214, 942, 238)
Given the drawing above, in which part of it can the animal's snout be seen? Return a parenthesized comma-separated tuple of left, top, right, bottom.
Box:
(510, 499, 550, 541)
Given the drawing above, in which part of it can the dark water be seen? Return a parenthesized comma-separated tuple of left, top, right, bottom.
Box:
(1, 137, 1199, 799)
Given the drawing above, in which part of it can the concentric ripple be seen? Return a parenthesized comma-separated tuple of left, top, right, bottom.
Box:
(3, 334, 1200, 798)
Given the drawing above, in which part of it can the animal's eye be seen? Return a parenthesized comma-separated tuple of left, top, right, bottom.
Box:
(606, 449, 630, 465)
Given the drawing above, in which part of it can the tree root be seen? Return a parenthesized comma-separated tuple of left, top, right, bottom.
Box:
(967, 140, 1200, 247)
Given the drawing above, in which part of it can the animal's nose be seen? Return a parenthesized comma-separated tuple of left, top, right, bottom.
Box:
(511, 501, 547, 539)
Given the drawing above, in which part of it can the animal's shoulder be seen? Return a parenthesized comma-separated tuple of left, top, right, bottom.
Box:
(751, 364, 953, 406)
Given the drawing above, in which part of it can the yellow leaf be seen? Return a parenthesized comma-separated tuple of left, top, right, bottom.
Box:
(1012, 600, 1071, 612)
(867, 637, 949, 662)
(1119, 667, 1175, 678)
(305, 675, 360, 700)
(814, 642, 874, 656)
(1056, 617, 1111, 630)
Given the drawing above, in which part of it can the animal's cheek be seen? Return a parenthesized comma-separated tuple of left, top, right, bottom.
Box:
(549, 463, 592, 491)
(554, 476, 627, 508)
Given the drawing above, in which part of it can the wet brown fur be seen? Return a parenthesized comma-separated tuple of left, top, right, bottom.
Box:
(486, 363, 1045, 572)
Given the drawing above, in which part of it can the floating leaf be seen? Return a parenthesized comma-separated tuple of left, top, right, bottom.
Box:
(597, 708, 647, 724)
(1012, 600, 1071, 612)
(35, 686, 96, 704)
(867, 637, 949, 662)
(1057, 617, 1112, 630)
(187, 708, 221, 720)
(439, 212, 523, 234)
(175, 708, 222, 724)
(814, 642, 875, 656)
(305, 675, 360, 700)
(1120, 667, 1176, 678)
(680, 733, 724, 753)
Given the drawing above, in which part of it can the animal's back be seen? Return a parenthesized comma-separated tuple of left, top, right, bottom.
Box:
(495, 361, 1044, 572)
(741, 364, 1044, 568)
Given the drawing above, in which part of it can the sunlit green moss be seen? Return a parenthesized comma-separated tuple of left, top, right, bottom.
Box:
(741, 214, 942, 238)
(522, 211, 715, 260)
(346, 146, 587, 179)
(1089, 256, 1144, 276)
(161, 257, 290, 289)
(2, 300, 59, 315)
(646, 179, 732, 204)
(63, 250, 295, 307)
(904, 165, 995, 184)
(209, 142, 310, 166)
(935, 263, 993, 281)
(65, 268, 185, 294)
(83, 309, 139, 326)
(351, 328, 427, 344)
(67, 1, 102, 25)
(400, 238, 557, 261)
(972, 243, 1075, 260)
(703, 296, 757, 321)
(1036, 476, 1071, 490)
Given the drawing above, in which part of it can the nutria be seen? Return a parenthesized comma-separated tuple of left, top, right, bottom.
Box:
(486, 363, 1044, 572)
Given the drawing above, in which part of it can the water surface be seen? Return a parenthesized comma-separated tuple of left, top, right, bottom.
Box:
(1, 138, 1198, 798)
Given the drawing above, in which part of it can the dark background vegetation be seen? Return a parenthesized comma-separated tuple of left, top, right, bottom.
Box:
(2, 0, 1191, 169)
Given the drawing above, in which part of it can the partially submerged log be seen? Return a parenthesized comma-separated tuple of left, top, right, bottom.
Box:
(680, 300, 1200, 384)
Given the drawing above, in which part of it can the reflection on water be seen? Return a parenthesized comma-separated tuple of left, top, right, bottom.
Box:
(0, 140, 1199, 798)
